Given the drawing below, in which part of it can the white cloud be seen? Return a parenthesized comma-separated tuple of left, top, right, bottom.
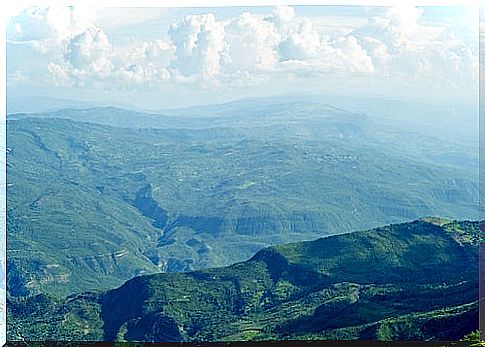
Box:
(50, 34, 175, 87)
(117, 39, 174, 85)
(267, 5, 295, 28)
(47, 62, 73, 86)
(8, 5, 478, 91)
(278, 19, 321, 61)
(326, 35, 374, 73)
(47, 26, 114, 86)
(165, 6, 375, 84)
(12, 7, 172, 87)
(223, 12, 280, 73)
(168, 13, 225, 81)
(351, 5, 477, 86)
(7, 6, 96, 53)
(65, 27, 113, 72)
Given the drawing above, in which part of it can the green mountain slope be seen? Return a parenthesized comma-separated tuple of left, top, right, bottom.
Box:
(7, 100, 478, 296)
(7, 219, 480, 342)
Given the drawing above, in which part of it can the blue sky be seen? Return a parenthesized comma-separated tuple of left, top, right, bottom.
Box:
(6, 5, 479, 110)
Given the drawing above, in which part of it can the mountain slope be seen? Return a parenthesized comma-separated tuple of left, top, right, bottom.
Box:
(7, 102, 478, 297)
(7, 219, 480, 342)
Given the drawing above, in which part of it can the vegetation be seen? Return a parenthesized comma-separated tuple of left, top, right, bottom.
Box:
(7, 219, 479, 342)
(6, 101, 479, 342)
(461, 331, 485, 346)
(6, 103, 478, 297)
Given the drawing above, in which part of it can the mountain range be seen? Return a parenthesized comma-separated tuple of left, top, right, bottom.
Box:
(7, 218, 480, 342)
(6, 98, 478, 297)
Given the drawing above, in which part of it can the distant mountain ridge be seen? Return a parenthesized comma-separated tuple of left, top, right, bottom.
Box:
(7, 102, 361, 131)
(7, 218, 480, 342)
(6, 100, 478, 297)
(7, 106, 173, 129)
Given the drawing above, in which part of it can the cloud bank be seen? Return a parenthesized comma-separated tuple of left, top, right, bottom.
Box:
(7, 5, 478, 91)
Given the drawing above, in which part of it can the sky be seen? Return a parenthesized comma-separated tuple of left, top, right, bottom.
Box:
(6, 4, 480, 110)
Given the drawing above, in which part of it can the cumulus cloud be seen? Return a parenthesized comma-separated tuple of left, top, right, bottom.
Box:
(277, 19, 321, 61)
(65, 27, 113, 72)
(164, 6, 375, 85)
(7, 6, 96, 53)
(50, 34, 175, 87)
(223, 12, 280, 73)
(351, 5, 477, 86)
(47, 26, 114, 86)
(118, 40, 174, 85)
(270, 5, 295, 26)
(8, 6, 119, 86)
(13, 7, 172, 87)
(168, 14, 225, 81)
(325, 35, 374, 73)
(8, 5, 478, 90)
